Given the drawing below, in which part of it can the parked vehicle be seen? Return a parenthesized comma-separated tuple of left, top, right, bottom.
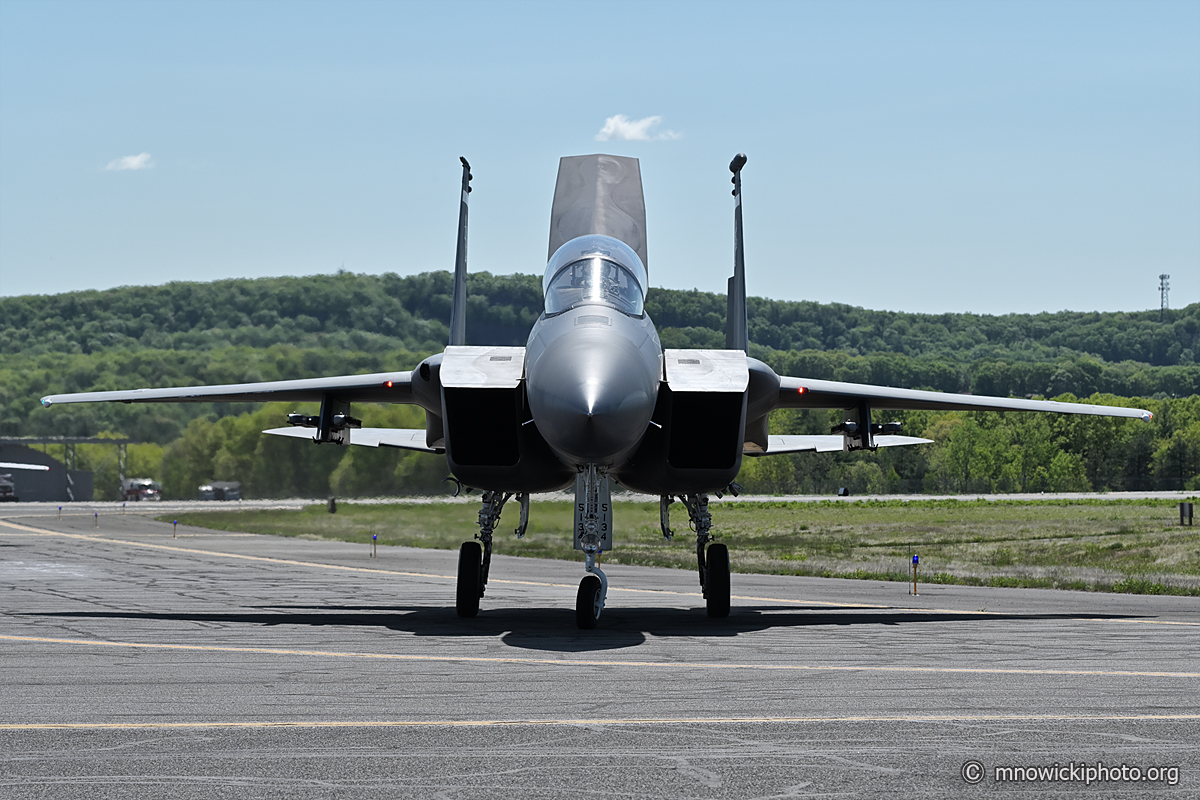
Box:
(120, 478, 162, 502)
(0, 474, 17, 502)
(198, 481, 242, 501)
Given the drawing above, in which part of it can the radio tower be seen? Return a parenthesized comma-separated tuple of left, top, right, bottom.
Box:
(1159, 274, 1170, 321)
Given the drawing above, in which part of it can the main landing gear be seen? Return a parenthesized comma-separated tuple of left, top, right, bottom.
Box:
(456, 490, 528, 617)
(664, 493, 731, 617)
(454, 481, 732, 624)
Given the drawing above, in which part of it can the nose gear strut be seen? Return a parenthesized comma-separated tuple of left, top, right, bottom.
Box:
(574, 464, 611, 628)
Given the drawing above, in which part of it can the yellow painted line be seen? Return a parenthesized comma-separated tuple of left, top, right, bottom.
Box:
(1, 513, 155, 520)
(3, 713, 1198, 731)
(3, 519, 1197, 625)
(0, 519, 894, 605)
(0, 531, 255, 538)
(2, 634, 1196, 678)
(0, 519, 467, 583)
(1093, 618, 1200, 626)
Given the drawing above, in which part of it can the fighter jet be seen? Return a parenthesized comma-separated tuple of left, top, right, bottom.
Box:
(41, 153, 1152, 628)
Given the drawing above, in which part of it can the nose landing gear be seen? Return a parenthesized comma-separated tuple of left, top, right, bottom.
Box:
(574, 465, 611, 629)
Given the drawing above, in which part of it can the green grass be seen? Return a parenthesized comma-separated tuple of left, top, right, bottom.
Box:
(162, 497, 1200, 596)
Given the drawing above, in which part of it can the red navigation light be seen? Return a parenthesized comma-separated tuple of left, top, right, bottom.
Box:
(384, 381, 393, 388)
(796, 386, 808, 394)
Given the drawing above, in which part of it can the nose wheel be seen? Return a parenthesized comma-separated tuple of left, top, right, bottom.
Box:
(576, 573, 604, 629)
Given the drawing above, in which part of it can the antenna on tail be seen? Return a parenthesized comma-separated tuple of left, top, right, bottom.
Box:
(449, 157, 472, 346)
(726, 153, 748, 353)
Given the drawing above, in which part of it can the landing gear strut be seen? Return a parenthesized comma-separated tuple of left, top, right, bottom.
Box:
(456, 490, 511, 617)
(574, 465, 611, 629)
(681, 493, 730, 617)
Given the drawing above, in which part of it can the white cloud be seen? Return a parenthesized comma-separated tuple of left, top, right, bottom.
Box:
(105, 153, 153, 171)
(595, 115, 680, 142)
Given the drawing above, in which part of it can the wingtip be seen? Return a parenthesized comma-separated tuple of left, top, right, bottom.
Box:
(40, 397, 52, 408)
(1143, 411, 1154, 422)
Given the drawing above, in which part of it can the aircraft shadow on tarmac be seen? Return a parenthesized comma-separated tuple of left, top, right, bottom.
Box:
(25, 606, 1143, 654)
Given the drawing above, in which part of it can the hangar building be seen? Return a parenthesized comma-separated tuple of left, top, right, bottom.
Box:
(0, 442, 96, 502)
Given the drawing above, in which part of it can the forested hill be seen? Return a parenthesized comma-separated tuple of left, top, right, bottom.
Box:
(2, 270, 1197, 367)
(3, 271, 1198, 466)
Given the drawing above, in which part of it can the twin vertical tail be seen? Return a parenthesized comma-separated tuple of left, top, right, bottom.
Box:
(448, 157, 472, 346)
(726, 153, 748, 353)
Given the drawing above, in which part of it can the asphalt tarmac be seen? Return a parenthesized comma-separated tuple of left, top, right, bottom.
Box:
(1, 509, 1197, 798)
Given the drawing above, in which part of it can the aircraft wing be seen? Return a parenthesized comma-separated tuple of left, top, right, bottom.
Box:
(749, 434, 934, 456)
(776, 376, 1152, 421)
(40, 372, 415, 407)
(0, 462, 51, 471)
(262, 426, 439, 453)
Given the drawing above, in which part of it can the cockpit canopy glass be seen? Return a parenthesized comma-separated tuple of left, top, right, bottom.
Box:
(543, 235, 647, 317)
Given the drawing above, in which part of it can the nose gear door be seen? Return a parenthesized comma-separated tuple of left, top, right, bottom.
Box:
(573, 466, 612, 552)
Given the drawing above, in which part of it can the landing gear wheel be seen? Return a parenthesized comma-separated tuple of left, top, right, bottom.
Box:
(456, 541, 482, 617)
(705, 543, 730, 618)
(576, 574, 603, 629)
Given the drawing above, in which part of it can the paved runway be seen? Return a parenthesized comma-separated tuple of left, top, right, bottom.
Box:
(1, 509, 1197, 798)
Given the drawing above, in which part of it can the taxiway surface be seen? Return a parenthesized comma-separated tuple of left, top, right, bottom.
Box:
(1, 510, 1197, 798)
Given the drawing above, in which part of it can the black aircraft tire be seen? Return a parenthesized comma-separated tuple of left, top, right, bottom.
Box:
(705, 543, 731, 618)
(456, 541, 482, 617)
(576, 575, 603, 629)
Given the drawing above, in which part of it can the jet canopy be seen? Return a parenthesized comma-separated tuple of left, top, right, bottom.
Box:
(543, 234, 647, 317)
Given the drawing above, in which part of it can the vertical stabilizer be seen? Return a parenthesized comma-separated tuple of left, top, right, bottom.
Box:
(449, 157, 472, 346)
(726, 153, 748, 353)
(548, 155, 648, 271)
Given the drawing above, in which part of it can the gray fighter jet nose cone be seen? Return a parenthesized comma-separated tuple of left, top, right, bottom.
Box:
(527, 330, 657, 465)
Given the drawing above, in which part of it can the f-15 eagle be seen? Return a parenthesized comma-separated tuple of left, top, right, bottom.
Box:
(42, 154, 1151, 628)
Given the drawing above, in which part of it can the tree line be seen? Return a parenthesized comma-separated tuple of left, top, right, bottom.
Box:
(3, 271, 1196, 366)
(1, 271, 1196, 498)
(7, 342, 1198, 449)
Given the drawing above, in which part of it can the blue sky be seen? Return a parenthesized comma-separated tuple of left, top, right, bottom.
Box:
(0, 0, 1196, 314)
